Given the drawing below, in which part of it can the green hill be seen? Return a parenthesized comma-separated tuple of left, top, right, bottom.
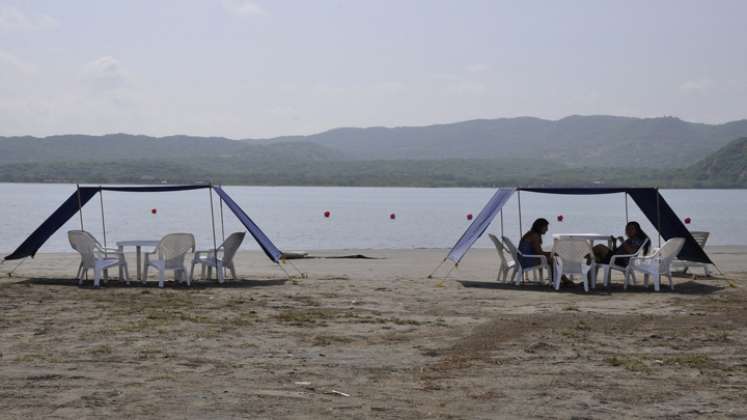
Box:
(684, 137, 747, 187)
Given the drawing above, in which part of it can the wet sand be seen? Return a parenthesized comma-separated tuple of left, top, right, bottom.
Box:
(1, 247, 746, 419)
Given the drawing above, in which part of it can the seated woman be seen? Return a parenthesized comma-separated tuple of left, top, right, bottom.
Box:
(592, 221, 651, 267)
(518, 218, 570, 285)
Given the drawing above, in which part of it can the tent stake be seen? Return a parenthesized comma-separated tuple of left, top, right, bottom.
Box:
(427, 258, 447, 279)
(442, 263, 457, 282)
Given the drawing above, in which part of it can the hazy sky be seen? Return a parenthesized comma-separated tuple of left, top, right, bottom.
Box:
(1, 0, 746, 138)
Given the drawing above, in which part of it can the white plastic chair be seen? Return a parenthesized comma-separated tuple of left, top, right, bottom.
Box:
(68, 230, 129, 288)
(671, 231, 711, 277)
(552, 237, 595, 292)
(488, 234, 516, 282)
(594, 238, 649, 288)
(502, 236, 549, 285)
(190, 232, 246, 284)
(626, 237, 686, 291)
(143, 233, 195, 288)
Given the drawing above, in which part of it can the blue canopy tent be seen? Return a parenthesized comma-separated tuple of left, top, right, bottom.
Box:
(432, 187, 714, 278)
(3, 184, 290, 277)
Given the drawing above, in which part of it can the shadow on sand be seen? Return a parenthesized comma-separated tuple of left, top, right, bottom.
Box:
(19, 277, 289, 289)
(457, 279, 724, 295)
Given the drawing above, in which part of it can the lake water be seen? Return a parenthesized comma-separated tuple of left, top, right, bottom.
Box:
(1, 183, 745, 255)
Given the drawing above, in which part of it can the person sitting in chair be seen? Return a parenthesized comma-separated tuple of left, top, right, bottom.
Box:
(518, 218, 571, 286)
(592, 221, 651, 267)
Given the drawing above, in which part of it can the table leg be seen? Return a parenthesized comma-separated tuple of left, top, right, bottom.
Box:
(118, 245, 124, 281)
(136, 246, 142, 282)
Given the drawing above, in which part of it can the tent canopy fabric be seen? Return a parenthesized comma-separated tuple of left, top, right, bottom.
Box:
(4, 184, 283, 264)
(447, 188, 515, 263)
(213, 186, 282, 263)
(446, 187, 713, 265)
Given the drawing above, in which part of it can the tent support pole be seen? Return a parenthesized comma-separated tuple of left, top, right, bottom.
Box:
(76, 184, 88, 282)
(218, 186, 226, 278)
(208, 186, 219, 280)
(517, 190, 523, 238)
(624, 193, 629, 225)
(99, 187, 107, 249)
(219, 187, 226, 244)
(656, 188, 662, 248)
(76, 184, 84, 230)
(500, 209, 504, 238)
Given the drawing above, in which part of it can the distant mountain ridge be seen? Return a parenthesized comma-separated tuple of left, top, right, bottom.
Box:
(1, 115, 746, 187)
(0, 133, 344, 164)
(264, 115, 747, 168)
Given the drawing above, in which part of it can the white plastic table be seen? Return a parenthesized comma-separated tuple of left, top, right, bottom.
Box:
(117, 240, 159, 281)
(552, 233, 614, 252)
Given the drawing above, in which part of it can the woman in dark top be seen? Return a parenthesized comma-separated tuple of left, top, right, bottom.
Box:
(518, 218, 553, 268)
(518, 218, 570, 285)
(592, 221, 651, 267)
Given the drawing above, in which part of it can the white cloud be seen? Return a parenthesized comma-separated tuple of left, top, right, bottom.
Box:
(222, 0, 266, 17)
(679, 79, 714, 95)
(444, 80, 487, 96)
(81, 56, 129, 92)
(0, 5, 57, 31)
(0, 50, 35, 74)
(465, 64, 489, 73)
(372, 81, 405, 95)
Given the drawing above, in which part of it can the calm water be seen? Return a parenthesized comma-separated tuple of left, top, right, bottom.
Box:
(1, 183, 745, 255)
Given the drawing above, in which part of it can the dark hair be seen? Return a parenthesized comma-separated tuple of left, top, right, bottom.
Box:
(626, 221, 650, 253)
(531, 218, 549, 235)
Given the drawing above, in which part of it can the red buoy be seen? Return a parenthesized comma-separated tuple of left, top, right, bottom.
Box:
(324, 210, 331, 218)
(466, 213, 473, 221)
(389, 213, 396, 220)
(151, 208, 157, 215)
(557, 214, 564, 222)
(684, 217, 692, 224)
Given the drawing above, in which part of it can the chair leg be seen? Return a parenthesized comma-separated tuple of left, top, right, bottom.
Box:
(189, 262, 196, 285)
(603, 268, 611, 288)
(122, 261, 130, 283)
(207, 266, 213, 280)
(217, 263, 225, 284)
(644, 274, 650, 288)
(583, 274, 589, 293)
(668, 272, 674, 290)
(158, 268, 165, 288)
(94, 267, 102, 288)
(654, 274, 661, 292)
(230, 264, 237, 280)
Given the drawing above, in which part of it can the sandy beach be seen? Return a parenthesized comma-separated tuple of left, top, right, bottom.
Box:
(1, 247, 746, 419)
